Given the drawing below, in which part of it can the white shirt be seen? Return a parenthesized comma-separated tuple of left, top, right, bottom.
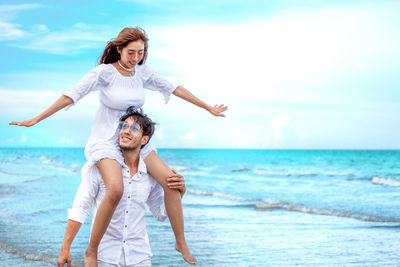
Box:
(68, 156, 168, 265)
(61, 64, 176, 165)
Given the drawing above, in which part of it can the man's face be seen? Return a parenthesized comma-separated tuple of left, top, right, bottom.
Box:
(118, 117, 148, 150)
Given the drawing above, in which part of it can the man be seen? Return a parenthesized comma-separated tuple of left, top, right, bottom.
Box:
(58, 108, 186, 267)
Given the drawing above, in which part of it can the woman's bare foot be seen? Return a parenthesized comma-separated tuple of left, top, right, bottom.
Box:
(175, 242, 197, 264)
(84, 248, 98, 267)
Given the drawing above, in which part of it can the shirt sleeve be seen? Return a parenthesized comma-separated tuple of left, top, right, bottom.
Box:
(67, 162, 100, 223)
(142, 65, 177, 104)
(146, 179, 168, 222)
(61, 64, 108, 110)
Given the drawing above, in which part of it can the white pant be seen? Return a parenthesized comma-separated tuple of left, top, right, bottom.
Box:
(98, 250, 151, 267)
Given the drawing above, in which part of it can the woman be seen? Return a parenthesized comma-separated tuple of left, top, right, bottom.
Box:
(9, 27, 227, 266)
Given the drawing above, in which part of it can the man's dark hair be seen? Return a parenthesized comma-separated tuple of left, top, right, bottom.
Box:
(119, 107, 156, 146)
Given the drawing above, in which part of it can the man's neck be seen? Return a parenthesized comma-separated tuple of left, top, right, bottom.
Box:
(121, 147, 141, 175)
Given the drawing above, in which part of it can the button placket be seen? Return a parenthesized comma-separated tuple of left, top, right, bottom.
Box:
(124, 175, 133, 242)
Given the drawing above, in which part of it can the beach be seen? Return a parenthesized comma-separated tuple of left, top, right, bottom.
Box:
(0, 148, 399, 266)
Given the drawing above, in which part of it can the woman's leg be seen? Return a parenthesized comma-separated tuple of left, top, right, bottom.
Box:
(84, 159, 123, 267)
(144, 151, 197, 265)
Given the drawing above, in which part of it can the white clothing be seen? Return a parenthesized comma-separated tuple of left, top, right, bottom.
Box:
(62, 63, 176, 165)
(68, 154, 167, 265)
(98, 251, 151, 267)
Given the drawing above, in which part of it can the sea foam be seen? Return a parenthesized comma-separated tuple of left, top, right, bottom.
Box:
(372, 176, 400, 187)
(188, 188, 400, 223)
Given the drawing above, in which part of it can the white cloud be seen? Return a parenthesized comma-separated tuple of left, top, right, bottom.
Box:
(261, 135, 271, 148)
(12, 23, 115, 54)
(7, 134, 28, 143)
(31, 24, 49, 33)
(0, 3, 114, 53)
(271, 113, 290, 139)
(0, 3, 42, 40)
(144, 5, 400, 108)
(21, 133, 27, 143)
(0, 21, 26, 40)
(0, 4, 41, 13)
(0, 89, 99, 118)
(299, 133, 308, 140)
(183, 130, 198, 140)
(155, 126, 164, 140)
(59, 138, 72, 144)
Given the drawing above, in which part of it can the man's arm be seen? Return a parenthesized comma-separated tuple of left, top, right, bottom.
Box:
(58, 162, 100, 266)
(58, 220, 82, 267)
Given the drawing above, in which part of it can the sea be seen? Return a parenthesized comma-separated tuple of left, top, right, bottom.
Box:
(0, 148, 399, 267)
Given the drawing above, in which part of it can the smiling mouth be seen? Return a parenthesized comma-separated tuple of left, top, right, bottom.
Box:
(121, 136, 132, 142)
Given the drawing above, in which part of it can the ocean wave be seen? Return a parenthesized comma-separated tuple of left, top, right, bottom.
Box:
(0, 184, 17, 195)
(188, 188, 261, 201)
(256, 201, 399, 223)
(372, 176, 400, 187)
(28, 164, 77, 174)
(168, 165, 191, 171)
(253, 168, 318, 177)
(23, 175, 58, 183)
(197, 166, 217, 172)
(232, 168, 250, 172)
(0, 240, 85, 266)
(0, 169, 41, 177)
(40, 155, 54, 164)
(188, 188, 400, 223)
(28, 208, 67, 217)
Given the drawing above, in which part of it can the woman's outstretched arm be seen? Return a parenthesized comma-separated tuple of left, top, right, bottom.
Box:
(172, 86, 228, 117)
(9, 95, 73, 127)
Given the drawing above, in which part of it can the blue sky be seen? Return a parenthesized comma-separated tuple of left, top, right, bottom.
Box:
(1, 0, 399, 149)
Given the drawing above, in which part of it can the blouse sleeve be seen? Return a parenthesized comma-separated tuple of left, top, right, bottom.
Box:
(141, 65, 177, 104)
(61, 64, 109, 110)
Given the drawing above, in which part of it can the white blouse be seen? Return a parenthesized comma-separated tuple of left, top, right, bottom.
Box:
(62, 63, 176, 164)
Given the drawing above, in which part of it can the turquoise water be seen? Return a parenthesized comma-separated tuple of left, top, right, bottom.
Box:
(0, 148, 399, 266)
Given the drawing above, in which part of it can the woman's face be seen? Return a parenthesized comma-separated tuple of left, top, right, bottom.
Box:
(118, 40, 145, 68)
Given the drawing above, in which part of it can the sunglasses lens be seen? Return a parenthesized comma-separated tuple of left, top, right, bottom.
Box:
(131, 124, 140, 132)
(119, 121, 140, 133)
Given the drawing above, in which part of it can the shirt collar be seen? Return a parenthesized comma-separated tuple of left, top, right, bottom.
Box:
(138, 154, 148, 174)
(122, 154, 148, 176)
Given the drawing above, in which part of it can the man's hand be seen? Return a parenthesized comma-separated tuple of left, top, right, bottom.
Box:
(57, 247, 72, 267)
(168, 170, 186, 197)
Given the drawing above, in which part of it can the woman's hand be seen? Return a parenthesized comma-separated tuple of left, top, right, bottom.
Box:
(208, 104, 228, 117)
(172, 86, 228, 117)
(9, 95, 73, 128)
(9, 117, 39, 127)
(168, 170, 186, 197)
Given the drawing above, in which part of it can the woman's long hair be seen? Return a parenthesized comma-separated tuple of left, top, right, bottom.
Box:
(99, 27, 149, 65)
